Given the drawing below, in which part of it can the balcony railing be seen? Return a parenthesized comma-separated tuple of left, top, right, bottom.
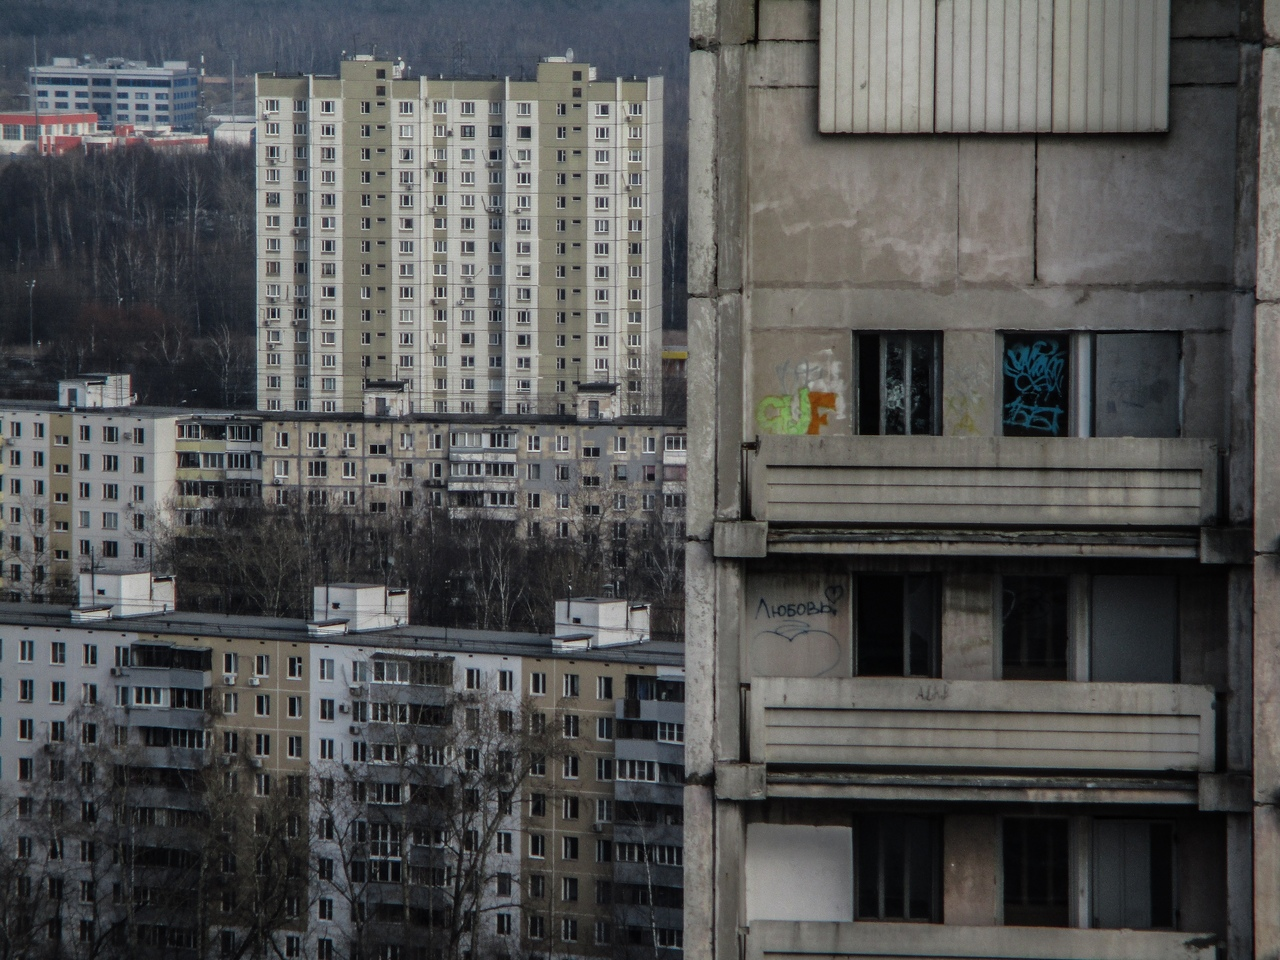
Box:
(749, 677, 1215, 775)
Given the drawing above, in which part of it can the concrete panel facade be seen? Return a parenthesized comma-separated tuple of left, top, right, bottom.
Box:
(688, 0, 1263, 957)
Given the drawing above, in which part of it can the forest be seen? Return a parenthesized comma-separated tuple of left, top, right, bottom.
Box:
(0, 0, 689, 404)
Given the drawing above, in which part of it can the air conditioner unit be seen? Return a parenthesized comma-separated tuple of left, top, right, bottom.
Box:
(348, 724, 361, 735)
(591, 822, 604, 833)
(220, 754, 232, 766)
(267, 295, 279, 302)
(338, 703, 350, 714)
(272, 478, 283, 485)
(349, 684, 363, 695)
(249, 757, 262, 769)
(223, 675, 236, 686)
(109, 666, 125, 677)
(291, 228, 301, 236)
(247, 677, 261, 687)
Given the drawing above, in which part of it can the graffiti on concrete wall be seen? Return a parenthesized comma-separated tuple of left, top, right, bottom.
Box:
(755, 350, 846, 436)
(746, 573, 851, 678)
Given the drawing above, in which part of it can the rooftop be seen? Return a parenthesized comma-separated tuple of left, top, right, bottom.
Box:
(0, 603, 685, 668)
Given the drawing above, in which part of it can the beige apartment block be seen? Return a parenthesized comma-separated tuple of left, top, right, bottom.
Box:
(687, 1, 1267, 959)
(0, 575, 683, 959)
(255, 57, 663, 419)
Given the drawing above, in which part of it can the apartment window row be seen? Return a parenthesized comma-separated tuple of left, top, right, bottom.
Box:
(749, 815, 1175, 931)
(754, 572, 1181, 684)
(837, 331, 1182, 440)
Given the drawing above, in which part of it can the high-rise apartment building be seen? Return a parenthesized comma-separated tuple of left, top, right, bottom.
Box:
(30, 58, 199, 129)
(688, 1, 1269, 959)
(254, 57, 663, 418)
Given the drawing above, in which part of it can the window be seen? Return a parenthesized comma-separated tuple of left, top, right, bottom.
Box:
(1091, 820, 1175, 929)
(1003, 817, 1069, 926)
(1001, 576, 1069, 681)
(855, 575, 939, 677)
(1001, 333, 1071, 438)
(856, 333, 940, 436)
(530, 672, 546, 695)
(855, 815, 940, 921)
(562, 673, 580, 698)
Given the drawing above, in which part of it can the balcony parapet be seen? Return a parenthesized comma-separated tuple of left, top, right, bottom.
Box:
(750, 677, 1215, 776)
(745, 921, 1216, 960)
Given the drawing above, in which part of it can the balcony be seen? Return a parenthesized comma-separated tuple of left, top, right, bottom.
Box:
(747, 436, 1219, 557)
(747, 677, 1214, 799)
(745, 921, 1215, 960)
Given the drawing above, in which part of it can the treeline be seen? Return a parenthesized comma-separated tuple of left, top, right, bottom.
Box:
(0, 145, 257, 406)
(150, 499, 686, 642)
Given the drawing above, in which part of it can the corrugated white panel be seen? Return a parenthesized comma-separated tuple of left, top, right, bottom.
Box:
(936, 0, 1053, 132)
(1051, 0, 1169, 131)
(819, 0, 936, 133)
(819, 0, 1169, 134)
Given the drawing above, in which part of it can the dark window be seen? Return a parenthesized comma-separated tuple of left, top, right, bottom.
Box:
(1003, 817, 1069, 926)
(1001, 576, 1069, 680)
(1092, 820, 1175, 929)
(857, 333, 939, 436)
(856, 575, 939, 677)
(1002, 333, 1070, 437)
(855, 815, 940, 922)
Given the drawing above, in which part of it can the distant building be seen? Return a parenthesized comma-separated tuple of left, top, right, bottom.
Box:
(0, 378, 686, 603)
(42, 123, 210, 155)
(254, 56, 664, 417)
(206, 114, 256, 147)
(30, 57, 199, 130)
(0, 111, 98, 156)
(0, 578, 685, 960)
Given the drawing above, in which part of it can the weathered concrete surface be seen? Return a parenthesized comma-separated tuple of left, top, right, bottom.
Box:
(1036, 88, 1238, 286)
(748, 87, 961, 286)
(758, 0, 818, 41)
(942, 330, 996, 438)
(1171, 38, 1241, 85)
(959, 139, 1036, 284)
(941, 574, 995, 679)
(943, 816, 999, 925)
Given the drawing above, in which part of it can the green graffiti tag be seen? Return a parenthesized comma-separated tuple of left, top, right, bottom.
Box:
(756, 387, 837, 435)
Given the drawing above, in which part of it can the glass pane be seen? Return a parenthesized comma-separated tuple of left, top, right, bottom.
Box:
(908, 334, 935, 436)
(883, 338, 907, 435)
(857, 576, 905, 676)
(855, 830, 880, 918)
(1094, 333, 1180, 438)
(1003, 818, 1069, 927)
(1002, 334, 1069, 437)
(905, 576, 938, 677)
(857, 334, 882, 436)
(880, 820, 905, 919)
(1001, 576, 1069, 680)
(905, 819, 937, 920)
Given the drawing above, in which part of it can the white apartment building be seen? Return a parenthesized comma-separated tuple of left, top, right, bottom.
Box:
(254, 56, 663, 417)
(1, 377, 176, 602)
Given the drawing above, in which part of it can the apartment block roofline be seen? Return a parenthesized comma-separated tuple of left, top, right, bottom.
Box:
(0, 602, 683, 666)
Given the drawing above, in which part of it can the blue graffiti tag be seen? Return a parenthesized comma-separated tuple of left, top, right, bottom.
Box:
(1003, 338, 1066, 435)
